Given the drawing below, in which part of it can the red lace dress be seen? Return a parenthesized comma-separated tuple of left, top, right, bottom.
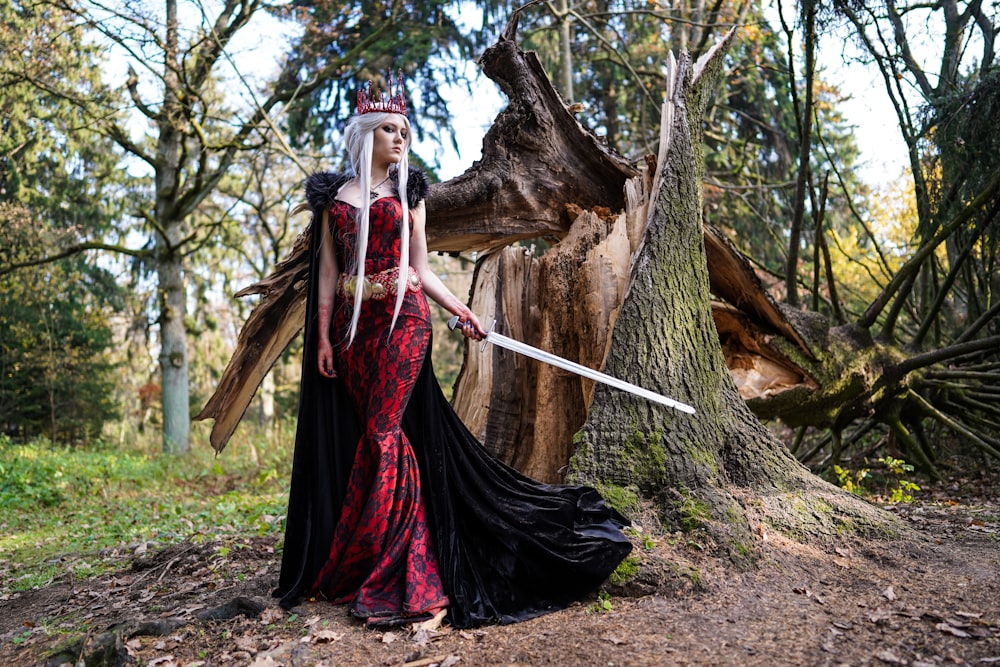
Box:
(277, 170, 633, 627)
(309, 196, 448, 622)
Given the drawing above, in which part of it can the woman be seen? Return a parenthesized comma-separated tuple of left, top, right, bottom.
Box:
(274, 74, 632, 630)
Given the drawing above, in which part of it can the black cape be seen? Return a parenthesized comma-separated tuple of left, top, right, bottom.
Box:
(273, 169, 633, 628)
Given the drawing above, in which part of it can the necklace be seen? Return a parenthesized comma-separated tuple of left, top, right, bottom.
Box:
(369, 174, 391, 201)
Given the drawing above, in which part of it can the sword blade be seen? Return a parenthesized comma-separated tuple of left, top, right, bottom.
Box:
(449, 316, 696, 415)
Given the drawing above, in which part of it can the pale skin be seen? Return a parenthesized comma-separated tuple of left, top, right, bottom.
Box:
(316, 114, 486, 381)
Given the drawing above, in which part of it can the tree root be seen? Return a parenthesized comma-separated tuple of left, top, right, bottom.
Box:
(43, 596, 270, 667)
(735, 473, 909, 546)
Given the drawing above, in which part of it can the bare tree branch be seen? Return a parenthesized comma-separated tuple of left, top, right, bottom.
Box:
(860, 167, 1000, 328)
(889, 335, 1000, 377)
(885, 0, 935, 97)
(0, 242, 153, 277)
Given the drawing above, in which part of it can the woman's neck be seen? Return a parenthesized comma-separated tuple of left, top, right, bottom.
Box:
(370, 165, 392, 182)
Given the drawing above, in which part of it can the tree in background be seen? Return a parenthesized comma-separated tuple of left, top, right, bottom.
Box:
(916, 68, 1000, 346)
(479, 0, 752, 154)
(279, 0, 479, 151)
(0, 205, 121, 443)
(766, 0, 1000, 472)
(0, 0, 125, 443)
(184, 145, 313, 435)
(832, 0, 998, 337)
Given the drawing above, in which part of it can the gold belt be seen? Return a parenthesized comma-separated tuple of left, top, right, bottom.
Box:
(338, 266, 422, 301)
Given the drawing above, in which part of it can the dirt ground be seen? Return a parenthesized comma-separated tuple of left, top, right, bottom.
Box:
(2, 476, 997, 667)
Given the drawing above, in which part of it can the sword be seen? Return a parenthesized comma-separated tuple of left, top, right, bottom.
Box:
(447, 316, 696, 415)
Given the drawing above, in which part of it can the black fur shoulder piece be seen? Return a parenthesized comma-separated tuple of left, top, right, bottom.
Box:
(304, 167, 428, 213)
(404, 168, 429, 207)
(304, 172, 351, 213)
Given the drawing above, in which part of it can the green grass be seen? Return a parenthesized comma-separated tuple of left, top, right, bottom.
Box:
(0, 421, 296, 594)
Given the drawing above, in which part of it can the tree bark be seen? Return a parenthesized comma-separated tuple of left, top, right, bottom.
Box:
(156, 0, 189, 455)
(451, 247, 540, 463)
(780, 0, 817, 307)
(156, 239, 189, 455)
(451, 193, 646, 480)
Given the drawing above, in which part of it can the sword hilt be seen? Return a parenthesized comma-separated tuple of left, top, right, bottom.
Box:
(447, 315, 495, 333)
(447, 316, 495, 352)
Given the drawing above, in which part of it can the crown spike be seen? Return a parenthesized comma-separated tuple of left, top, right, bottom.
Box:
(356, 69, 408, 116)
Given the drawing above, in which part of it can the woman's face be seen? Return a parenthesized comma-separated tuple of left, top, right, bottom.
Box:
(372, 115, 408, 168)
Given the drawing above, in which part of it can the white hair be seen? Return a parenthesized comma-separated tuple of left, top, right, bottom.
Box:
(341, 111, 412, 344)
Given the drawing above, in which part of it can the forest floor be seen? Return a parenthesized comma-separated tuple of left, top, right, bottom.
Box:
(1, 473, 997, 667)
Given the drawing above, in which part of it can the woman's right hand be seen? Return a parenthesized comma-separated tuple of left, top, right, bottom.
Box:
(318, 338, 337, 378)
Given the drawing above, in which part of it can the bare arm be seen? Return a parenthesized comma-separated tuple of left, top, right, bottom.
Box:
(317, 210, 340, 377)
(410, 202, 486, 339)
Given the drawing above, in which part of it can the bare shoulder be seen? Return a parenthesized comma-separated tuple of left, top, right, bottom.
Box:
(335, 180, 365, 208)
